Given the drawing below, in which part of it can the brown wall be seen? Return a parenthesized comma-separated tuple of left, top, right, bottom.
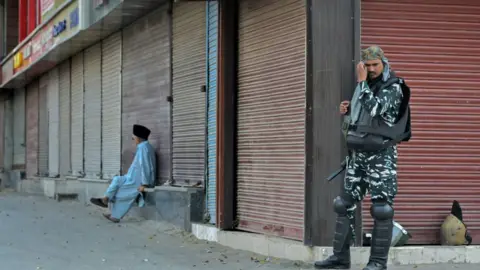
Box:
(304, 0, 360, 246)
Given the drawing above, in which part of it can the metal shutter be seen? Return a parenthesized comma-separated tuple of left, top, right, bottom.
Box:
(0, 99, 4, 169)
(84, 43, 102, 179)
(206, 0, 218, 224)
(236, 0, 306, 240)
(122, 6, 171, 184)
(13, 87, 26, 169)
(26, 81, 39, 178)
(48, 67, 60, 177)
(71, 52, 84, 177)
(101, 32, 122, 179)
(361, 0, 480, 244)
(172, 1, 206, 186)
(59, 60, 71, 176)
(3, 97, 12, 171)
(38, 74, 49, 177)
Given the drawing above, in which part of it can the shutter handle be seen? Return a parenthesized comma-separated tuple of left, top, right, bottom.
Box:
(200, 85, 206, 93)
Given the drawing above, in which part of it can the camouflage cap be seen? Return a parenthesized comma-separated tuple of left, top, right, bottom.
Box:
(361, 45, 385, 61)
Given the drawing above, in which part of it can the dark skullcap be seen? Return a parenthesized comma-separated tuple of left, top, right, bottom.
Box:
(133, 124, 151, 140)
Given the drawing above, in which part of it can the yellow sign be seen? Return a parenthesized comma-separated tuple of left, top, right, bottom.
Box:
(13, 52, 23, 69)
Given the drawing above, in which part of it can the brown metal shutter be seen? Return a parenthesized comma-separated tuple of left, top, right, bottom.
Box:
(172, 1, 206, 186)
(26, 81, 39, 178)
(0, 98, 4, 169)
(38, 74, 49, 177)
(236, 0, 306, 240)
(361, 0, 480, 244)
(122, 6, 171, 184)
(13, 88, 26, 169)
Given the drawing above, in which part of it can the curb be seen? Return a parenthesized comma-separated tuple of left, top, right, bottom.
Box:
(192, 223, 479, 265)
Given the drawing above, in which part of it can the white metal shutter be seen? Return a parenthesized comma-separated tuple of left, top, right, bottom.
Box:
(71, 52, 84, 177)
(13, 87, 26, 168)
(48, 67, 60, 177)
(172, 1, 207, 186)
(236, 0, 307, 240)
(101, 32, 122, 179)
(59, 60, 71, 176)
(38, 74, 49, 177)
(84, 43, 102, 179)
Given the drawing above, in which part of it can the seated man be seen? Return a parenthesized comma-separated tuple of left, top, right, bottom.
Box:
(90, 124, 156, 223)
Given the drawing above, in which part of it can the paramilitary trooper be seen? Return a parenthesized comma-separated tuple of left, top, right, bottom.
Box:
(314, 46, 412, 270)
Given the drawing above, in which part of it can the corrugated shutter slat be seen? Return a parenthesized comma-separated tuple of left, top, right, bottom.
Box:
(13, 88, 26, 168)
(361, 0, 480, 244)
(48, 67, 60, 177)
(26, 81, 39, 178)
(59, 60, 71, 176)
(84, 43, 102, 178)
(236, 0, 306, 240)
(38, 74, 49, 177)
(71, 52, 84, 176)
(0, 100, 5, 169)
(206, 0, 218, 224)
(172, 1, 207, 186)
(122, 6, 171, 184)
(101, 32, 122, 179)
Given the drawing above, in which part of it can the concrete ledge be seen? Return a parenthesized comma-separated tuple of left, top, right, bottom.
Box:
(16, 178, 110, 204)
(145, 186, 204, 232)
(192, 223, 480, 265)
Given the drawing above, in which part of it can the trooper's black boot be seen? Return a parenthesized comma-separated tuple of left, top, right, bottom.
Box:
(363, 203, 394, 270)
(314, 215, 352, 269)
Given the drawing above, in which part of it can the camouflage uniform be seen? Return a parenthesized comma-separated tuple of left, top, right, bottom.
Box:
(343, 78, 403, 231)
(315, 46, 404, 270)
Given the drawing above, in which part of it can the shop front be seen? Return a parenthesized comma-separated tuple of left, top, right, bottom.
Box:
(235, 0, 307, 240)
(360, 0, 480, 244)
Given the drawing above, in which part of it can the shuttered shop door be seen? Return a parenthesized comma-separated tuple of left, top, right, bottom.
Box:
(122, 6, 171, 184)
(59, 60, 71, 176)
(361, 0, 480, 244)
(71, 52, 84, 177)
(84, 43, 102, 179)
(26, 81, 39, 178)
(101, 32, 122, 179)
(172, 1, 206, 186)
(48, 67, 60, 177)
(0, 99, 4, 169)
(13, 88, 26, 169)
(206, 0, 218, 224)
(236, 0, 306, 240)
(38, 74, 49, 177)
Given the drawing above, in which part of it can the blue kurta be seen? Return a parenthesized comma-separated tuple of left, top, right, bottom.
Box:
(104, 141, 156, 219)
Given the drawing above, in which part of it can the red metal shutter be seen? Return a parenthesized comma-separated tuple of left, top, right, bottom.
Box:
(26, 81, 39, 178)
(236, 0, 306, 240)
(361, 0, 480, 244)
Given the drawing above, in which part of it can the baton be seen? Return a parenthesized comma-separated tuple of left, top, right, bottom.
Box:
(326, 159, 347, 182)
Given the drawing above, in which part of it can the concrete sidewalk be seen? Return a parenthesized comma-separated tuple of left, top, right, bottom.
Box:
(0, 191, 477, 270)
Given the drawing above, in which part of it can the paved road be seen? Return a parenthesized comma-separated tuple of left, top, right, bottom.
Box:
(0, 191, 478, 270)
